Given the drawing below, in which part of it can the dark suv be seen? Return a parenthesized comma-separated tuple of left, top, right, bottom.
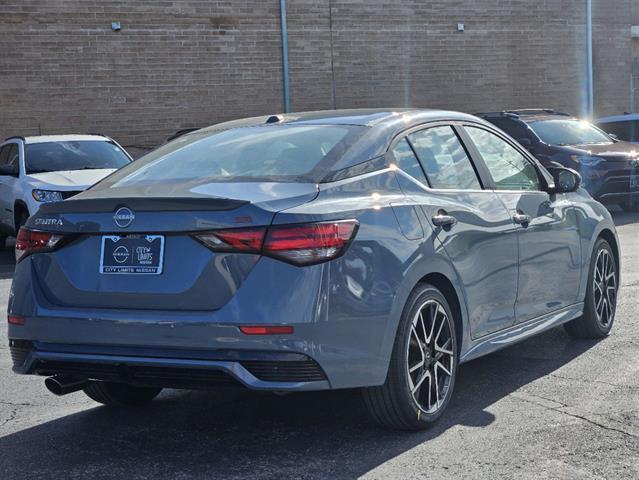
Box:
(477, 109, 639, 211)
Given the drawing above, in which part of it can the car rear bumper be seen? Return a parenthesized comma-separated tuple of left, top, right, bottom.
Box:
(10, 340, 331, 391)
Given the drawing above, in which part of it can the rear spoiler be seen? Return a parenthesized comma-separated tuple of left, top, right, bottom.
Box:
(38, 196, 249, 214)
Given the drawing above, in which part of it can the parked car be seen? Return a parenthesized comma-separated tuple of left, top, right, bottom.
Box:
(476, 109, 639, 211)
(0, 134, 132, 248)
(595, 113, 639, 145)
(8, 109, 619, 430)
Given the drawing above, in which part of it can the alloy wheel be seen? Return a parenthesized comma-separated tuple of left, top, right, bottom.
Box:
(593, 248, 617, 328)
(405, 299, 455, 414)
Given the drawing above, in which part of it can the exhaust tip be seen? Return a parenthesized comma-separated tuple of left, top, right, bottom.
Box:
(45, 375, 87, 396)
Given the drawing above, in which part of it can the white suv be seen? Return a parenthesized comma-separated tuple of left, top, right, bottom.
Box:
(0, 134, 132, 248)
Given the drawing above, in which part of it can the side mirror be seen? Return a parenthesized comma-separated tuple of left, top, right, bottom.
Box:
(547, 166, 581, 193)
(608, 133, 619, 142)
(0, 164, 18, 177)
(517, 138, 532, 148)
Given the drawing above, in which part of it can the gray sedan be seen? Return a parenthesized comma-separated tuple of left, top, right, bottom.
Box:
(7, 109, 619, 430)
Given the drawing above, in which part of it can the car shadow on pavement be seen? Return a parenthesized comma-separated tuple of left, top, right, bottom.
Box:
(0, 327, 601, 479)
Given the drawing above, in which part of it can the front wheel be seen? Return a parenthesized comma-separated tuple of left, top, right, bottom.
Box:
(83, 382, 162, 406)
(565, 238, 618, 339)
(363, 283, 458, 430)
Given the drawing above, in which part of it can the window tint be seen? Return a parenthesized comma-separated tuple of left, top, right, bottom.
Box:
(489, 118, 533, 142)
(391, 138, 428, 184)
(465, 127, 540, 191)
(0, 145, 10, 166)
(597, 121, 634, 142)
(6, 144, 19, 173)
(408, 126, 481, 190)
(25, 141, 130, 174)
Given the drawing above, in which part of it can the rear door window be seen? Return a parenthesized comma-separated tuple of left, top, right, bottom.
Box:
(390, 138, 428, 184)
(489, 118, 534, 143)
(407, 126, 482, 190)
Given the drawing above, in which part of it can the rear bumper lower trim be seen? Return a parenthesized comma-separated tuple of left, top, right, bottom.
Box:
(12, 344, 331, 391)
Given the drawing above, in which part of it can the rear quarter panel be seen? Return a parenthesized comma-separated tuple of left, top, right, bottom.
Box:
(273, 169, 468, 388)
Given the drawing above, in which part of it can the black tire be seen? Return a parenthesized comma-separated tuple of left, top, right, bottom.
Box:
(362, 283, 458, 430)
(15, 209, 28, 233)
(564, 238, 618, 339)
(83, 382, 162, 406)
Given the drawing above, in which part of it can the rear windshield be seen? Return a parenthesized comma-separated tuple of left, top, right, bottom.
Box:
(529, 120, 612, 146)
(100, 124, 365, 186)
(26, 141, 131, 174)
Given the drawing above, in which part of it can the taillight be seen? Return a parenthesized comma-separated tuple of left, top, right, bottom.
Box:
(15, 227, 66, 262)
(263, 220, 359, 265)
(7, 315, 25, 325)
(193, 227, 266, 253)
(193, 220, 358, 266)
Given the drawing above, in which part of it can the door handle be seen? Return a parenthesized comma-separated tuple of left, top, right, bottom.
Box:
(432, 211, 457, 228)
(513, 213, 531, 225)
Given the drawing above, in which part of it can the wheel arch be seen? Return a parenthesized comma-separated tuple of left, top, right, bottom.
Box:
(13, 200, 29, 232)
(597, 228, 619, 271)
(417, 273, 464, 356)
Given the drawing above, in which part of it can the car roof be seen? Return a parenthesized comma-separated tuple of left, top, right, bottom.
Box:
(197, 108, 484, 130)
(595, 114, 639, 123)
(17, 134, 110, 144)
(189, 108, 492, 173)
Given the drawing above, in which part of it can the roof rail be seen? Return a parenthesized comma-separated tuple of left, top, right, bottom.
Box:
(474, 111, 519, 118)
(3, 135, 25, 142)
(505, 109, 571, 116)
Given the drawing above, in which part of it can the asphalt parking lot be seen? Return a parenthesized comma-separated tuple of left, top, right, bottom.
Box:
(0, 210, 638, 480)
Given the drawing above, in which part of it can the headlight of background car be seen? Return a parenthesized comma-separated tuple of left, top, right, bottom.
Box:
(570, 155, 605, 167)
(32, 189, 64, 203)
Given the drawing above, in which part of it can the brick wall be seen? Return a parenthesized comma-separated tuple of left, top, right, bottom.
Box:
(0, 1, 635, 151)
(0, 1, 285, 152)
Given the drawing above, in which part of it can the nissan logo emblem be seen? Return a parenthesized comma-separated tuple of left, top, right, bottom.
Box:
(113, 207, 135, 228)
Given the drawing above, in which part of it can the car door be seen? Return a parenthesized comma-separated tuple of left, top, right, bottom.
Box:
(391, 124, 519, 338)
(462, 125, 581, 324)
(0, 143, 19, 231)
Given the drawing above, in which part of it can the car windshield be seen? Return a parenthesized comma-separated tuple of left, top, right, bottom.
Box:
(25, 141, 130, 174)
(529, 120, 612, 146)
(101, 124, 364, 186)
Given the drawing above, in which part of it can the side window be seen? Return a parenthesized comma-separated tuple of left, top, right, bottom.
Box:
(6, 145, 19, 172)
(0, 145, 10, 166)
(490, 119, 533, 143)
(408, 126, 482, 190)
(599, 121, 632, 141)
(465, 126, 540, 191)
(391, 138, 429, 184)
